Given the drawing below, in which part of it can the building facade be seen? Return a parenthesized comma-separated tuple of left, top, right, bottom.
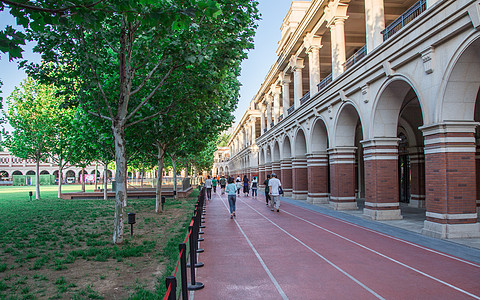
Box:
(226, 0, 480, 239)
(0, 151, 112, 183)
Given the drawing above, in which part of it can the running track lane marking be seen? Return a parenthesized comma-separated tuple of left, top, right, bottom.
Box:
(241, 199, 480, 300)
(237, 198, 385, 300)
(288, 202, 480, 268)
(218, 194, 289, 300)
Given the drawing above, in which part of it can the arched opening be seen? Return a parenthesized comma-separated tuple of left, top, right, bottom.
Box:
(370, 79, 425, 220)
(66, 170, 76, 183)
(0, 171, 9, 180)
(309, 118, 330, 203)
(293, 129, 308, 200)
(26, 170, 35, 175)
(12, 170, 23, 176)
(281, 136, 293, 196)
(332, 103, 363, 210)
(40, 170, 50, 175)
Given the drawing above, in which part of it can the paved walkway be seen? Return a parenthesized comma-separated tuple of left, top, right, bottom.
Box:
(192, 190, 480, 299)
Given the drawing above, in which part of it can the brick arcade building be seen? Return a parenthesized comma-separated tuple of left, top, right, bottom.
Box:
(225, 0, 480, 239)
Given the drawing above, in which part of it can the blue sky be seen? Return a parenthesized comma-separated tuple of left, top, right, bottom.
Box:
(0, 1, 295, 128)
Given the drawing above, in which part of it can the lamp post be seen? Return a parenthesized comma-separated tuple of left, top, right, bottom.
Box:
(29, 191, 33, 201)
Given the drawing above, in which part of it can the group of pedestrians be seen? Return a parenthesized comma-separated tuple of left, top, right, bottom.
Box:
(204, 173, 282, 219)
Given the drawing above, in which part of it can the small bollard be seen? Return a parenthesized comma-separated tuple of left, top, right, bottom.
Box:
(127, 213, 136, 236)
(29, 191, 33, 201)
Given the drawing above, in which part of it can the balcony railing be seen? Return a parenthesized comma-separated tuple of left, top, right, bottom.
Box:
(263, 128, 267, 133)
(278, 114, 283, 122)
(317, 73, 332, 92)
(300, 91, 310, 105)
(270, 121, 275, 128)
(344, 45, 367, 70)
(287, 105, 295, 114)
(381, 0, 427, 41)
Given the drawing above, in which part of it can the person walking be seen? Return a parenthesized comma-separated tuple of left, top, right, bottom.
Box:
(243, 175, 249, 196)
(268, 173, 282, 212)
(205, 175, 213, 200)
(219, 176, 226, 195)
(263, 174, 271, 206)
(251, 176, 258, 198)
(236, 177, 242, 195)
(226, 177, 237, 219)
(212, 176, 217, 193)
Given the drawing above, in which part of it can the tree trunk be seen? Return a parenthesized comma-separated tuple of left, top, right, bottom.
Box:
(112, 123, 127, 244)
(141, 163, 144, 188)
(171, 154, 177, 200)
(95, 162, 98, 190)
(155, 146, 165, 213)
(104, 162, 108, 200)
(57, 158, 63, 199)
(35, 156, 40, 200)
(81, 167, 86, 193)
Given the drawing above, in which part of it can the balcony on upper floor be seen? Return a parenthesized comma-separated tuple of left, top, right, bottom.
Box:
(300, 91, 310, 105)
(287, 105, 295, 115)
(381, 0, 427, 41)
(317, 73, 333, 92)
(344, 45, 367, 71)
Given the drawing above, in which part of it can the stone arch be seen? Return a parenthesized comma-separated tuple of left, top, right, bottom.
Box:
(293, 128, 307, 158)
(273, 141, 281, 162)
(438, 33, 480, 122)
(40, 170, 50, 175)
(333, 102, 363, 147)
(26, 170, 35, 175)
(0, 170, 9, 179)
(282, 136, 292, 159)
(13, 170, 23, 176)
(265, 144, 272, 163)
(310, 117, 329, 152)
(371, 76, 425, 138)
(259, 148, 265, 165)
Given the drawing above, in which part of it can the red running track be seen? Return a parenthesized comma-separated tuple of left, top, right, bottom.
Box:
(193, 191, 480, 300)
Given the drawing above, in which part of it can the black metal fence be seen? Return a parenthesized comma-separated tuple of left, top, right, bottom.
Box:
(163, 188, 206, 300)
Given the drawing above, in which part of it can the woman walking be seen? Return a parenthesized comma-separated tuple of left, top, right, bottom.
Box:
(243, 175, 249, 196)
(226, 177, 237, 219)
(251, 176, 258, 198)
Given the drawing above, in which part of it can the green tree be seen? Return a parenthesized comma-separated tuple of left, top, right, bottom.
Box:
(1, 77, 61, 199)
(4, 0, 258, 244)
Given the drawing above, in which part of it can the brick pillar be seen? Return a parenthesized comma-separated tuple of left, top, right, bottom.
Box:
(307, 152, 329, 204)
(281, 159, 293, 197)
(272, 162, 281, 182)
(328, 147, 357, 210)
(361, 138, 402, 220)
(421, 122, 480, 238)
(477, 141, 480, 219)
(409, 147, 426, 208)
(292, 158, 308, 200)
(264, 163, 272, 187)
(259, 164, 265, 187)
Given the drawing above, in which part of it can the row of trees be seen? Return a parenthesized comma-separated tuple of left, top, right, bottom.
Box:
(0, 0, 259, 243)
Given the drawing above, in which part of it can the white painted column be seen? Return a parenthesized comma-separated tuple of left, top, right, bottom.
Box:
(292, 58, 304, 109)
(365, 0, 385, 52)
(260, 105, 266, 133)
(266, 96, 272, 130)
(281, 74, 291, 117)
(304, 33, 322, 96)
(272, 87, 281, 124)
(329, 17, 348, 79)
(251, 117, 256, 145)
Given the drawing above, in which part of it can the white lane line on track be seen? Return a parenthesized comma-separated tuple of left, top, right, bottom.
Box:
(249, 199, 480, 300)
(287, 202, 480, 268)
(218, 194, 289, 300)
(239, 198, 385, 300)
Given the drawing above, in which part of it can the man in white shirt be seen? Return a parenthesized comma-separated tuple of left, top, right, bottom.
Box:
(268, 173, 282, 212)
(205, 175, 213, 200)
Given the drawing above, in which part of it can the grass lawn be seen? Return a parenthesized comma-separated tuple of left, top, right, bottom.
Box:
(0, 185, 197, 299)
